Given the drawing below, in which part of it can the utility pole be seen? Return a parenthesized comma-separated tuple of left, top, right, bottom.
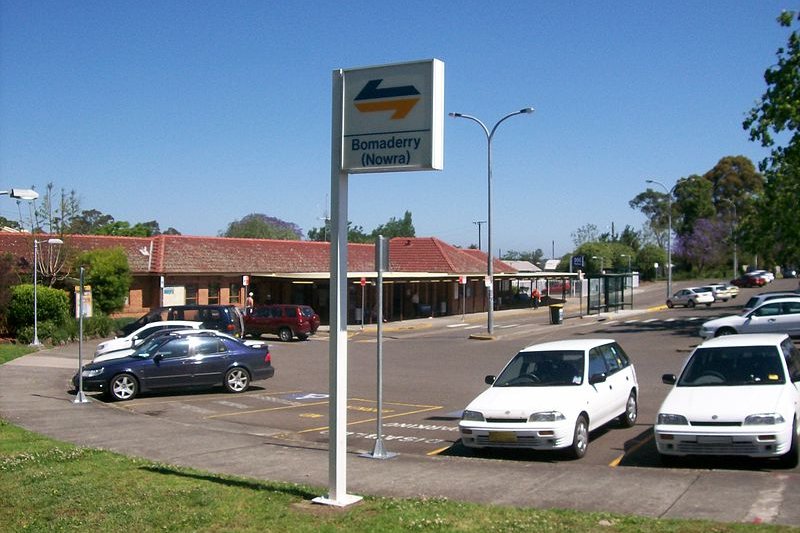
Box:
(473, 220, 486, 250)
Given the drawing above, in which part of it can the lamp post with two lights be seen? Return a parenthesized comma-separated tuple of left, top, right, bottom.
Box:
(449, 107, 534, 335)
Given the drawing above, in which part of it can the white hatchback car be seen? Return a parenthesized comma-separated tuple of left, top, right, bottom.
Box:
(93, 328, 268, 364)
(666, 287, 715, 308)
(459, 339, 639, 459)
(699, 297, 800, 339)
(94, 320, 202, 358)
(655, 334, 800, 466)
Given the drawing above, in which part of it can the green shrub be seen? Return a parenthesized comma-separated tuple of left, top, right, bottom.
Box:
(82, 314, 117, 338)
(7, 285, 70, 335)
(14, 326, 34, 345)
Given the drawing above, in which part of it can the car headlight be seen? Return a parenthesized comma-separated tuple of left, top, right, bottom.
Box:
(529, 411, 566, 422)
(81, 367, 104, 378)
(744, 413, 785, 425)
(657, 413, 688, 425)
(461, 410, 485, 422)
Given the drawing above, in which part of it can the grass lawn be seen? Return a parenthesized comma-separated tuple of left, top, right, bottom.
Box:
(0, 343, 35, 365)
(0, 345, 793, 532)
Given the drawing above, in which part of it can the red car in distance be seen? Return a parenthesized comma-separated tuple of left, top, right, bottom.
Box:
(244, 304, 320, 342)
(730, 274, 767, 288)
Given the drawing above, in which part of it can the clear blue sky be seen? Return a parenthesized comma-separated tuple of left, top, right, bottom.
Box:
(0, 1, 790, 258)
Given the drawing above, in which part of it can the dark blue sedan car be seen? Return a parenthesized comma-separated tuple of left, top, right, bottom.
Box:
(73, 331, 274, 401)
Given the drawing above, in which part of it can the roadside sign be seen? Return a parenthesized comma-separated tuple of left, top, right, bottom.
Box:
(459, 275, 467, 285)
(341, 59, 444, 173)
(571, 255, 585, 269)
(243, 275, 250, 286)
(360, 277, 367, 287)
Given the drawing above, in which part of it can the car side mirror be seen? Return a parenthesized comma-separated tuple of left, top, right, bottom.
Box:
(662, 373, 677, 385)
(485, 375, 496, 385)
(153, 353, 163, 364)
(589, 373, 606, 385)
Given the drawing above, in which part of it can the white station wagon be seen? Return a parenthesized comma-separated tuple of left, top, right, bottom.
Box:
(655, 334, 800, 466)
(459, 339, 639, 459)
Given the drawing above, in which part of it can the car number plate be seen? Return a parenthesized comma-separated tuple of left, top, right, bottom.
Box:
(697, 436, 731, 444)
(488, 431, 517, 443)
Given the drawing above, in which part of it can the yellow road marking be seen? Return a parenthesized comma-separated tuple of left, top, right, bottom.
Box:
(427, 445, 451, 456)
(609, 432, 654, 467)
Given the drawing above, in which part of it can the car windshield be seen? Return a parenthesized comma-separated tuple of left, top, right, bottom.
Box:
(493, 350, 584, 387)
(677, 346, 785, 386)
(131, 336, 172, 358)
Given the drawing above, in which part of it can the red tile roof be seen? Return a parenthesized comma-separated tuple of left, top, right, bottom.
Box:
(0, 233, 516, 276)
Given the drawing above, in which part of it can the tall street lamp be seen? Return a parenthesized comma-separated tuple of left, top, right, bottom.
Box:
(31, 237, 64, 346)
(0, 188, 39, 201)
(721, 198, 738, 278)
(646, 179, 674, 299)
(450, 107, 534, 335)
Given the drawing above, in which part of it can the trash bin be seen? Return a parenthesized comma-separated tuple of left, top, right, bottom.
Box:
(549, 304, 564, 325)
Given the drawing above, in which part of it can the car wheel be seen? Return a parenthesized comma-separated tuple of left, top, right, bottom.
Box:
(715, 327, 737, 337)
(705, 303, 712, 307)
(568, 415, 589, 459)
(666, 301, 674, 309)
(780, 419, 799, 468)
(224, 367, 250, 393)
(108, 373, 138, 401)
(687, 300, 696, 308)
(618, 391, 638, 428)
(296, 333, 309, 341)
(278, 327, 293, 342)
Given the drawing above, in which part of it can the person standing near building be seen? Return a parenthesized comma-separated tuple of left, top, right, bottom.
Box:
(245, 292, 254, 315)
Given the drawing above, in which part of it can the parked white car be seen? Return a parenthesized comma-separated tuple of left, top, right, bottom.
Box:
(701, 284, 735, 302)
(93, 328, 267, 364)
(655, 334, 800, 466)
(666, 287, 714, 308)
(93, 320, 202, 358)
(699, 297, 800, 339)
(740, 292, 800, 315)
(459, 339, 638, 459)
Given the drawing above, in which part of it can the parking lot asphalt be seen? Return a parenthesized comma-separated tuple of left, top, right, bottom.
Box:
(2, 293, 800, 526)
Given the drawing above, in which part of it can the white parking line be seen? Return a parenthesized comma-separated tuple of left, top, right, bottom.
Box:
(497, 324, 519, 329)
(446, 323, 469, 328)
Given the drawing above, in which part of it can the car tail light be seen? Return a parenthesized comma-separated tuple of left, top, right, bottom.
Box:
(264, 350, 271, 364)
(226, 324, 235, 331)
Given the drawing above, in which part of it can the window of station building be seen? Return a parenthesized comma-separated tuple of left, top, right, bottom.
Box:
(185, 284, 198, 305)
(208, 283, 220, 304)
(229, 283, 241, 304)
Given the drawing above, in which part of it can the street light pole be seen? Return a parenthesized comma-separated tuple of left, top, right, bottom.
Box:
(721, 199, 738, 278)
(450, 107, 534, 335)
(472, 220, 486, 250)
(31, 237, 64, 347)
(646, 179, 674, 299)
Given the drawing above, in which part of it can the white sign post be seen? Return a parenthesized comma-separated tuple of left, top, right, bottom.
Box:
(315, 59, 443, 508)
